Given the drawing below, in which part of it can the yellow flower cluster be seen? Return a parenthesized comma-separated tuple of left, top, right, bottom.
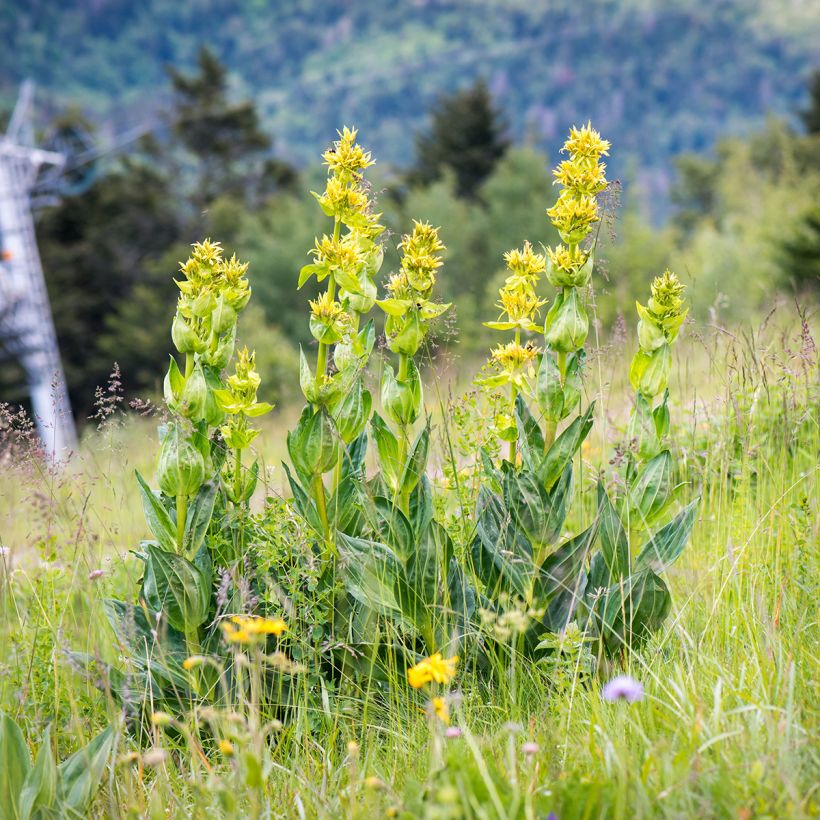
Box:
(314, 127, 381, 233)
(490, 340, 539, 374)
(398, 220, 445, 297)
(222, 615, 287, 645)
(176, 240, 251, 312)
(547, 123, 610, 246)
(489, 241, 547, 331)
(322, 126, 374, 183)
(407, 652, 458, 689)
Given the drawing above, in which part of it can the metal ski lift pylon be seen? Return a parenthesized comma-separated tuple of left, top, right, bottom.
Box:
(0, 81, 76, 458)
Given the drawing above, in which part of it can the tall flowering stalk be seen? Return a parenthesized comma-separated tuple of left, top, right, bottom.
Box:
(289, 128, 384, 543)
(480, 243, 546, 461)
(583, 269, 698, 657)
(377, 221, 450, 509)
(163, 240, 254, 550)
(538, 123, 610, 446)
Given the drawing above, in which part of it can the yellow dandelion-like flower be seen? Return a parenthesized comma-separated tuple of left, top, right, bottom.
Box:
(222, 615, 287, 644)
(407, 652, 459, 689)
(561, 122, 611, 161)
(218, 739, 235, 757)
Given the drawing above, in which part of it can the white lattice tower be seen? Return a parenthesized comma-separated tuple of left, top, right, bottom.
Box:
(0, 82, 76, 457)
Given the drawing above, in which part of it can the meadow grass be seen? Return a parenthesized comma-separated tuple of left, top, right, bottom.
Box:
(0, 310, 817, 819)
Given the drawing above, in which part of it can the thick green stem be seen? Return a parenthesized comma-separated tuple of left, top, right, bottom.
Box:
(314, 218, 341, 391)
(312, 473, 330, 541)
(233, 446, 243, 502)
(509, 329, 521, 464)
(176, 493, 187, 553)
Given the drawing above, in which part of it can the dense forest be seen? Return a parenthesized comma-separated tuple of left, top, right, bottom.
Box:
(2, 0, 818, 190)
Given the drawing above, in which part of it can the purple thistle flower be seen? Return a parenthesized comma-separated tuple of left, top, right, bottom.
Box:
(602, 675, 644, 703)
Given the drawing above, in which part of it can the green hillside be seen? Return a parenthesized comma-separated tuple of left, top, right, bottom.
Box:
(2, 0, 818, 183)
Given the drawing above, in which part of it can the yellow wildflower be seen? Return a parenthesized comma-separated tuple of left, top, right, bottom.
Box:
(407, 652, 459, 689)
(322, 126, 374, 181)
(432, 696, 450, 724)
(182, 655, 204, 670)
(503, 241, 546, 281)
(546, 193, 599, 238)
(222, 615, 287, 644)
(552, 158, 608, 196)
(547, 245, 590, 273)
(490, 341, 539, 372)
(218, 739, 235, 757)
(561, 122, 611, 161)
(495, 282, 544, 325)
(399, 221, 445, 296)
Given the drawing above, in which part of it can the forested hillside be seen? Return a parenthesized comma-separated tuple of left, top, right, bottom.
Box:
(2, 0, 818, 186)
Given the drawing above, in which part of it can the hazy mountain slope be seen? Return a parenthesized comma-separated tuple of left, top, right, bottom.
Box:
(1, 0, 818, 185)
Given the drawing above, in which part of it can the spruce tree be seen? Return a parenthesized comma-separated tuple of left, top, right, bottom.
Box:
(412, 78, 509, 200)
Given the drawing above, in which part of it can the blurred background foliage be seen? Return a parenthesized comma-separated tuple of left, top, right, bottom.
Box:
(0, 1, 818, 422)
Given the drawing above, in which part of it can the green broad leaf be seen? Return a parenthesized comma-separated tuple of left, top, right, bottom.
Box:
(653, 389, 670, 439)
(637, 498, 700, 572)
(372, 496, 415, 561)
(447, 558, 477, 636)
(595, 481, 630, 584)
(333, 379, 372, 445)
(287, 405, 340, 479)
(479, 448, 503, 494)
(298, 347, 316, 403)
(239, 460, 260, 503)
(244, 402, 274, 418)
(595, 569, 672, 655)
(407, 521, 450, 611)
(135, 470, 176, 552)
(19, 724, 57, 820)
(514, 394, 545, 474)
(535, 521, 598, 632)
(408, 475, 434, 538)
(371, 413, 400, 490)
(629, 449, 674, 528)
(142, 545, 211, 633)
(503, 465, 550, 547)
(535, 350, 564, 422)
(539, 403, 595, 490)
(483, 320, 518, 331)
(469, 487, 534, 599)
(627, 392, 661, 460)
(56, 727, 115, 817)
(341, 430, 368, 480)
(376, 297, 411, 317)
(282, 463, 323, 535)
(560, 349, 586, 420)
(298, 262, 326, 289)
(400, 424, 430, 497)
(0, 713, 31, 820)
(328, 471, 365, 536)
(103, 600, 190, 690)
(165, 355, 185, 397)
(336, 533, 406, 622)
(183, 480, 217, 558)
(333, 264, 363, 295)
